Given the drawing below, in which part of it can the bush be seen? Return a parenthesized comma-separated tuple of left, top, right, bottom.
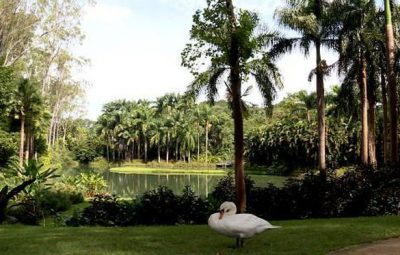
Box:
(135, 186, 179, 225)
(7, 197, 43, 225)
(246, 166, 400, 220)
(36, 190, 73, 213)
(69, 192, 85, 204)
(209, 174, 254, 210)
(66, 194, 135, 226)
(65, 186, 212, 226)
(178, 186, 210, 224)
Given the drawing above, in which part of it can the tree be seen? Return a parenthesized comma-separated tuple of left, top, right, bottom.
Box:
(274, 0, 336, 179)
(200, 104, 218, 164)
(280, 90, 317, 122)
(14, 79, 45, 166)
(334, 0, 381, 167)
(182, 0, 282, 212)
(384, 0, 398, 165)
(136, 101, 155, 163)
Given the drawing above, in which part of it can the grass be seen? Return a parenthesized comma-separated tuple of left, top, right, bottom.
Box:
(250, 175, 287, 187)
(1, 216, 400, 254)
(109, 166, 227, 175)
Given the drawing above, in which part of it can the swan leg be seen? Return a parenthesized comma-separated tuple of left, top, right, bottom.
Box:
(235, 238, 244, 248)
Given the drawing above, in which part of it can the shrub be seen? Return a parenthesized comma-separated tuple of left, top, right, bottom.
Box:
(178, 186, 210, 224)
(246, 166, 400, 220)
(135, 186, 179, 225)
(7, 197, 43, 225)
(66, 194, 135, 226)
(36, 190, 73, 213)
(69, 192, 85, 204)
(65, 185, 211, 226)
(209, 174, 254, 210)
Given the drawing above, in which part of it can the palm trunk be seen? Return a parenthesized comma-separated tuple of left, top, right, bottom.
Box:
(137, 138, 141, 160)
(106, 136, 110, 162)
(315, 40, 326, 179)
(175, 141, 179, 161)
(157, 141, 161, 163)
(29, 133, 34, 161)
(385, 0, 398, 165)
(307, 110, 311, 122)
(131, 142, 134, 161)
(144, 135, 148, 163)
(381, 72, 390, 164)
(205, 121, 209, 164)
(166, 135, 170, 163)
(368, 99, 377, 168)
(197, 123, 200, 160)
(19, 114, 25, 167)
(25, 130, 30, 163)
(188, 150, 191, 164)
(226, 0, 246, 213)
(359, 56, 369, 166)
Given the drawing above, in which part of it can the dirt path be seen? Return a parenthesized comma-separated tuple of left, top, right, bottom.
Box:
(329, 237, 400, 255)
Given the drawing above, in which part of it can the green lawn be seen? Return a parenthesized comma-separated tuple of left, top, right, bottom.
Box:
(109, 166, 226, 175)
(1, 216, 400, 255)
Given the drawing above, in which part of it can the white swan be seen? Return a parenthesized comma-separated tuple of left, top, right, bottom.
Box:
(208, 201, 280, 248)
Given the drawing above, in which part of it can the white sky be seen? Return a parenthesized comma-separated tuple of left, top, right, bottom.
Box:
(74, 0, 340, 120)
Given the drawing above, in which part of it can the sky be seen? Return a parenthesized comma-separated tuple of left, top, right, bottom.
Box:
(74, 0, 340, 120)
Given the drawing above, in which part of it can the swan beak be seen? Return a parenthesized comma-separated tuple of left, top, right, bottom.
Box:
(219, 209, 224, 219)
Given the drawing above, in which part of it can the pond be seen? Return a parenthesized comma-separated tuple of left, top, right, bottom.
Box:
(104, 171, 286, 198)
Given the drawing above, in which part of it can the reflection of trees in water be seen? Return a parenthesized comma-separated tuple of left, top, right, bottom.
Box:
(105, 172, 222, 198)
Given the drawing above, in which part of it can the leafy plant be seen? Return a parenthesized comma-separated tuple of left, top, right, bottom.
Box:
(0, 161, 57, 223)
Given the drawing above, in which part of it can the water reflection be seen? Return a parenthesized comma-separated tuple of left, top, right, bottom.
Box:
(104, 171, 225, 198)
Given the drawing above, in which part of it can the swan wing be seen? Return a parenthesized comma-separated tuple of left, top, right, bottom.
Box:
(222, 214, 279, 238)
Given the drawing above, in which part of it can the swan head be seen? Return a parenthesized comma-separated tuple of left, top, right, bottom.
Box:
(218, 201, 237, 219)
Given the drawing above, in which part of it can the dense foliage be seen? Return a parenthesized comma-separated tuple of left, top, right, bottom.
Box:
(66, 186, 210, 226)
(247, 117, 359, 170)
(211, 166, 400, 220)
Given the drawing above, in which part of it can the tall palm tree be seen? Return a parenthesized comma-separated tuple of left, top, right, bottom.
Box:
(150, 118, 166, 163)
(181, 122, 196, 164)
(136, 101, 155, 163)
(15, 79, 44, 166)
(281, 90, 317, 122)
(155, 94, 179, 163)
(201, 104, 218, 164)
(334, 0, 381, 167)
(182, 0, 283, 212)
(274, 0, 336, 178)
(384, 0, 398, 165)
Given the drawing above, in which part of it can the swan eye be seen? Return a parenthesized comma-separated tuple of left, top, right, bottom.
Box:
(227, 209, 230, 212)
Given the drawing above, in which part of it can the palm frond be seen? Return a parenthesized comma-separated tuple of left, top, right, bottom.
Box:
(186, 66, 227, 105)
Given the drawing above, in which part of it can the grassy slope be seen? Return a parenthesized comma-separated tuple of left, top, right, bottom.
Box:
(1, 216, 400, 255)
(109, 166, 226, 175)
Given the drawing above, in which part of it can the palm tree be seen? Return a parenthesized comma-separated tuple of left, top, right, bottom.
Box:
(201, 104, 218, 164)
(193, 105, 203, 160)
(274, 0, 336, 178)
(281, 90, 317, 122)
(150, 118, 166, 163)
(180, 121, 196, 163)
(155, 94, 179, 163)
(15, 79, 44, 166)
(182, 0, 283, 212)
(384, 0, 398, 165)
(334, 0, 381, 167)
(136, 101, 155, 163)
